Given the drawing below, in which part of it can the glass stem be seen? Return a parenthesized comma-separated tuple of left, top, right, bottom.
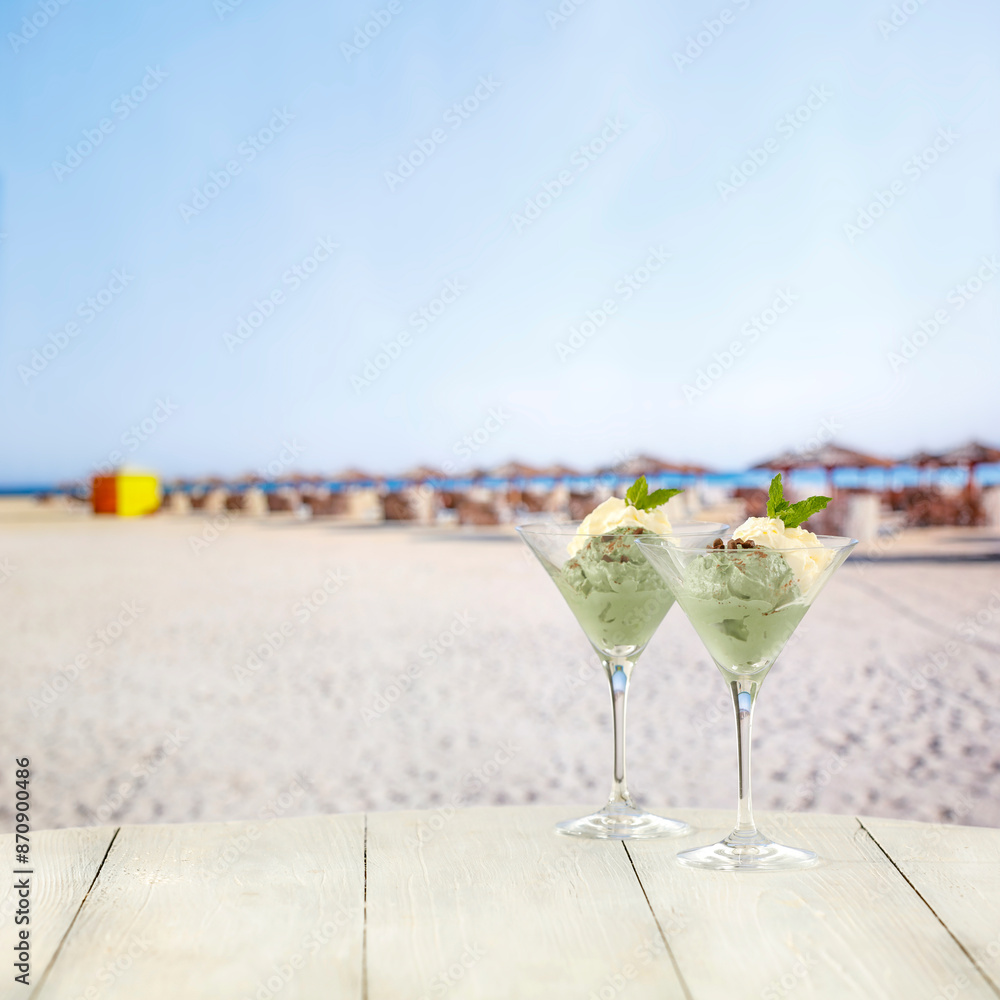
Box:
(605, 658, 635, 808)
(731, 677, 761, 837)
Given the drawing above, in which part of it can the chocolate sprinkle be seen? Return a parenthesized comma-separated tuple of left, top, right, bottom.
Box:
(711, 537, 756, 550)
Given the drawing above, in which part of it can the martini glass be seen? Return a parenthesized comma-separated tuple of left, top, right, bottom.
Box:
(637, 533, 856, 869)
(518, 521, 727, 839)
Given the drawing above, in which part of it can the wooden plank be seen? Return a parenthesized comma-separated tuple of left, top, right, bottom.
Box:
(0, 826, 116, 1000)
(34, 813, 364, 1000)
(18, 807, 1000, 1000)
(366, 805, 687, 999)
(861, 815, 1000, 994)
(627, 808, 997, 1000)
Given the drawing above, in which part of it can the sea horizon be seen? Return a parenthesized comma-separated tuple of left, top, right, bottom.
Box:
(5, 463, 999, 496)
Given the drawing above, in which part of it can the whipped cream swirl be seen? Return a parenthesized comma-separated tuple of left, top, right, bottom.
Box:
(732, 516, 833, 593)
(568, 497, 672, 555)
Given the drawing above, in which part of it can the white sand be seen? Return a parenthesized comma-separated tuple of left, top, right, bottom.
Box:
(2, 507, 999, 832)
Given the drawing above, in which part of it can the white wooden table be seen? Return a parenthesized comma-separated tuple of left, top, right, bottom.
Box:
(4, 805, 999, 999)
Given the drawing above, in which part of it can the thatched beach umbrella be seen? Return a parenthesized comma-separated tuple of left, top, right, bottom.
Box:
(903, 449, 942, 469)
(934, 441, 1000, 492)
(615, 454, 694, 476)
(538, 463, 580, 481)
(487, 462, 546, 496)
(333, 468, 377, 486)
(901, 449, 944, 486)
(595, 455, 707, 489)
(754, 443, 892, 495)
(403, 465, 448, 483)
(752, 450, 802, 477)
(490, 461, 544, 481)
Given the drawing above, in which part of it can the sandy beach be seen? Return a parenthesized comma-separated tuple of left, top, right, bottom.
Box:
(2, 503, 999, 833)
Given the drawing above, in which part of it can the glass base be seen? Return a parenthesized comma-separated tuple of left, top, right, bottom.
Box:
(677, 829, 817, 871)
(557, 802, 691, 840)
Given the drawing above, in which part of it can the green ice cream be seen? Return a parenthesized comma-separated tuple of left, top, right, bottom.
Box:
(552, 527, 674, 653)
(675, 547, 806, 674)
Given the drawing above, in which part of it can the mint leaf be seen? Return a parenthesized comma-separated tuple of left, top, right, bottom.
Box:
(765, 473, 830, 528)
(643, 488, 683, 510)
(780, 495, 831, 528)
(625, 476, 682, 511)
(625, 476, 648, 508)
(766, 474, 790, 518)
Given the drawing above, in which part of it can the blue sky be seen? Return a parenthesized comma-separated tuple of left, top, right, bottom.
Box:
(1, 0, 998, 483)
